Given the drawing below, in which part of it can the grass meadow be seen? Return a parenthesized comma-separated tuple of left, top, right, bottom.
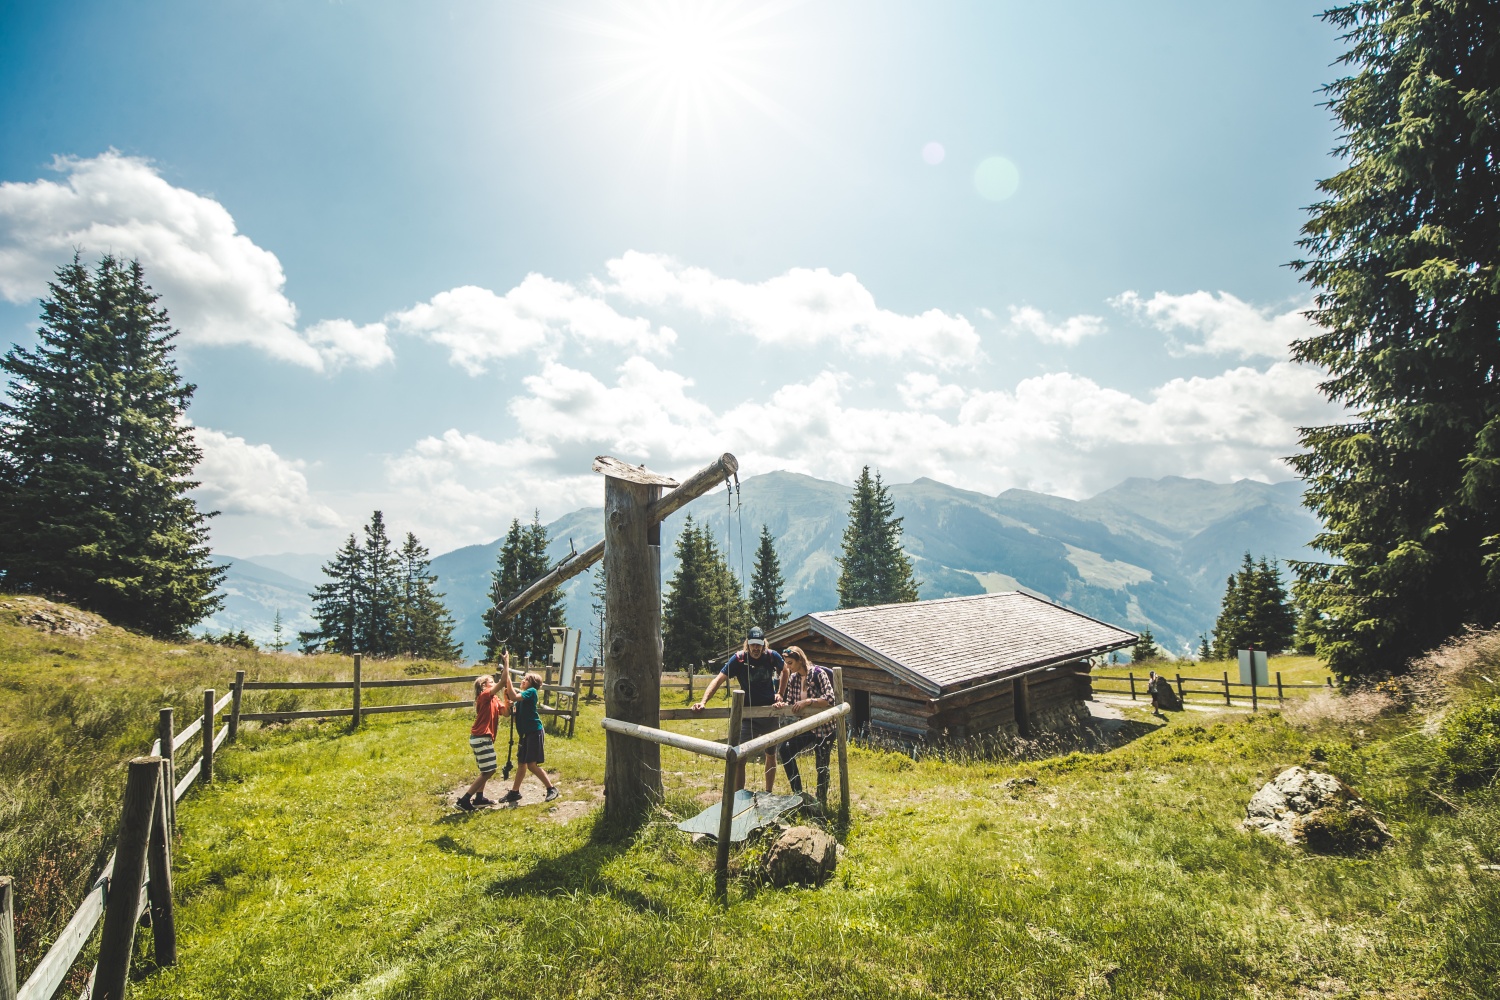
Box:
(3, 598, 1498, 999)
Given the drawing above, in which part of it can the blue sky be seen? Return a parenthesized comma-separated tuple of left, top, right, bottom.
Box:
(0, 0, 1345, 557)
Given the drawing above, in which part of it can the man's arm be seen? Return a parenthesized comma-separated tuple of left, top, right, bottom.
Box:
(693, 671, 726, 710)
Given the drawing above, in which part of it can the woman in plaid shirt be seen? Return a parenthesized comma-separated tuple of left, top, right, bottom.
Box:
(775, 645, 837, 803)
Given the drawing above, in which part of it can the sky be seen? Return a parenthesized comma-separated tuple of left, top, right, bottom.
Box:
(0, 0, 1348, 558)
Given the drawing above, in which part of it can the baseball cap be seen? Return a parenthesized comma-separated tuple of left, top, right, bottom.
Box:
(746, 626, 766, 644)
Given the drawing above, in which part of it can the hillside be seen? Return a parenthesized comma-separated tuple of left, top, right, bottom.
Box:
(428, 472, 1319, 661)
(6, 598, 1497, 999)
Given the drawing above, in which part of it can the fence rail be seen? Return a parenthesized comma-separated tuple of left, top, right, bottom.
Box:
(1083, 670, 1333, 711)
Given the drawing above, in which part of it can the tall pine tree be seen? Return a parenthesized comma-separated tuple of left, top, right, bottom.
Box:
(0, 255, 223, 636)
(747, 524, 787, 629)
(480, 512, 564, 662)
(396, 532, 461, 660)
(1212, 553, 1297, 657)
(837, 466, 919, 609)
(1290, 3, 1500, 678)
(360, 511, 400, 657)
(301, 533, 364, 654)
(663, 515, 748, 670)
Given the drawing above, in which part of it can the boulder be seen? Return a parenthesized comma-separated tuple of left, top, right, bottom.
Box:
(761, 825, 838, 888)
(1244, 766, 1390, 852)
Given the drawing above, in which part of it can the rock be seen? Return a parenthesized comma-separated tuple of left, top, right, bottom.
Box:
(999, 777, 1037, 792)
(1244, 766, 1390, 852)
(761, 825, 838, 888)
(0, 596, 109, 637)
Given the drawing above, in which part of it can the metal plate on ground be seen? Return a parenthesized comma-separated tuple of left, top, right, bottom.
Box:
(677, 790, 804, 842)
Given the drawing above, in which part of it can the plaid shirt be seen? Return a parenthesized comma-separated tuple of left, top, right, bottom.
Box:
(781, 664, 837, 738)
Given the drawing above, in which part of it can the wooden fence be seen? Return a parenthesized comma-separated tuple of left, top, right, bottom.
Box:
(1085, 670, 1333, 711)
(6, 685, 233, 1000)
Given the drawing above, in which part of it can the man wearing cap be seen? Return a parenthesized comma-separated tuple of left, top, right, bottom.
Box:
(692, 626, 784, 793)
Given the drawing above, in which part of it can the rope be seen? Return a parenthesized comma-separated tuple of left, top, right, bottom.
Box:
(734, 473, 746, 597)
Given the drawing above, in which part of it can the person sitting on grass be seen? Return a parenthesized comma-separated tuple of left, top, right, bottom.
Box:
(499, 664, 558, 805)
(458, 659, 509, 811)
(775, 645, 836, 804)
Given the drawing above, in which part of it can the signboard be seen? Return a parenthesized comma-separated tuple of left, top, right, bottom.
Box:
(1238, 649, 1269, 686)
(559, 628, 581, 687)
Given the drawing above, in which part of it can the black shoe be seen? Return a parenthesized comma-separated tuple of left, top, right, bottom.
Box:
(501, 789, 522, 804)
(456, 795, 474, 812)
(473, 794, 496, 806)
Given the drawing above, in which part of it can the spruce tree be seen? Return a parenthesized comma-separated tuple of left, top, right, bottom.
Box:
(0, 255, 224, 636)
(837, 466, 920, 609)
(663, 516, 716, 671)
(1131, 629, 1162, 663)
(1290, 2, 1500, 678)
(301, 533, 364, 654)
(480, 512, 563, 663)
(271, 610, 286, 653)
(747, 524, 788, 629)
(588, 564, 606, 667)
(360, 511, 400, 657)
(1213, 554, 1297, 656)
(396, 531, 461, 660)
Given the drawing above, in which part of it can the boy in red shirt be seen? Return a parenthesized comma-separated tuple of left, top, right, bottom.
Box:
(458, 651, 510, 811)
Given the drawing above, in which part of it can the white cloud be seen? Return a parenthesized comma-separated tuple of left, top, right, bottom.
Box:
(601, 250, 981, 367)
(193, 427, 342, 528)
(388, 276, 674, 375)
(0, 152, 390, 372)
(381, 352, 1339, 544)
(305, 319, 394, 370)
(1113, 289, 1311, 359)
(1007, 305, 1106, 346)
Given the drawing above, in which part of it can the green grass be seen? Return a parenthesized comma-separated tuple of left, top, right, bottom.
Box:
(6, 599, 1499, 999)
(1091, 654, 1331, 687)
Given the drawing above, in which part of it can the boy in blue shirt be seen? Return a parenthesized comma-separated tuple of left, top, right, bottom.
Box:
(500, 667, 559, 805)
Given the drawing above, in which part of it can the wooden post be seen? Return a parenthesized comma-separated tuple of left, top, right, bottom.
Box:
(202, 689, 215, 782)
(1222, 671, 1231, 706)
(1175, 673, 1185, 705)
(587, 659, 598, 701)
(95, 757, 162, 1000)
(1327, 676, 1334, 689)
(714, 690, 745, 901)
(600, 465, 671, 825)
(0, 875, 15, 1000)
(687, 663, 695, 702)
(1128, 672, 1136, 700)
(833, 666, 850, 824)
(145, 760, 176, 966)
(229, 669, 245, 742)
(1276, 671, 1284, 703)
(157, 707, 175, 833)
(1013, 675, 1032, 738)
(1251, 676, 1258, 713)
(351, 653, 363, 730)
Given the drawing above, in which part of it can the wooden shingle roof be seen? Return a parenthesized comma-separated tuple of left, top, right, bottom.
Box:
(767, 591, 1137, 697)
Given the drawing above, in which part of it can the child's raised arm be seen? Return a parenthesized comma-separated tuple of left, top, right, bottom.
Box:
(501, 650, 518, 698)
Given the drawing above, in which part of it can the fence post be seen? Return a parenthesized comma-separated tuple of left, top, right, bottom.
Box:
(202, 689, 215, 782)
(95, 757, 162, 1000)
(145, 760, 176, 966)
(1251, 677, 1258, 713)
(715, 690, 746, 902)
(351, 653, 363, 730)
(1276, 671, 1284, 703)
(1175, 673, 1184, 704)
(1222, 672, 1231, 707)
(1128, 672, 1136, 700)
(157, 707, 176, 833)
(587, 659, 598, 701)
(687, 663, 694, 702)
(229, 669, 245, 742)
(832, 666, 850, 825)
(1326, 676, 1334, 689)
(1, 875, 15, 1000)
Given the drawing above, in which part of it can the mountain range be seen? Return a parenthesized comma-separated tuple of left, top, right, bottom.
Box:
(203, 472, 1320, 662)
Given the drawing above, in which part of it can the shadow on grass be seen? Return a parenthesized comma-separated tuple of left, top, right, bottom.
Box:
(483, 812, 674, 916)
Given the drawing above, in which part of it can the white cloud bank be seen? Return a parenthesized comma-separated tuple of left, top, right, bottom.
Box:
(193, 427, 342, 528)
(1113, 289, 1312, 359)
(0, 152, 392, 372)
(1007, 305, 1106, 346)
(384, 352, 1339, 548)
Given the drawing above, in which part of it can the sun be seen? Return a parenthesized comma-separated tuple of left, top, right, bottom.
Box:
(555, 0, 804, 164)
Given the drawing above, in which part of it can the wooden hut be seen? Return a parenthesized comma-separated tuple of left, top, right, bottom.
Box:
(763, 592, 1137, 741)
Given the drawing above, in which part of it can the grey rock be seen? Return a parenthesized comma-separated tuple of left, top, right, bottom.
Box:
(1244, 766, 1389, 851)
(761, 825, 839, 888)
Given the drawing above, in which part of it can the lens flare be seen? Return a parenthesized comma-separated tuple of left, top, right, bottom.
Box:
(974, 155, 1021, 201)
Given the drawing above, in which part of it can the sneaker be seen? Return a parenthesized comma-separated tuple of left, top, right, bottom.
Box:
(543, 786, 559, 802)
(473, 794, 496, 806)
(501, 789, 522, 804)
(456, 795, 474, 812)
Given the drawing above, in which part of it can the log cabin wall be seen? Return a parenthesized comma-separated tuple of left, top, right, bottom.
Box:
(796, 633, 1094, 741)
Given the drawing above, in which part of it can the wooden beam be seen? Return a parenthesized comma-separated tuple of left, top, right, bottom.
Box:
(95, 758, 160, 1000)
(599, 718, 730, 760)
(591, 455, 680, 486)
(0, 876, 14, 1000)
(647, 453, 738, 524)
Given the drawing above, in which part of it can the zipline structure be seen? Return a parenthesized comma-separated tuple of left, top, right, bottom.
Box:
(490, 452, 851, 898)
